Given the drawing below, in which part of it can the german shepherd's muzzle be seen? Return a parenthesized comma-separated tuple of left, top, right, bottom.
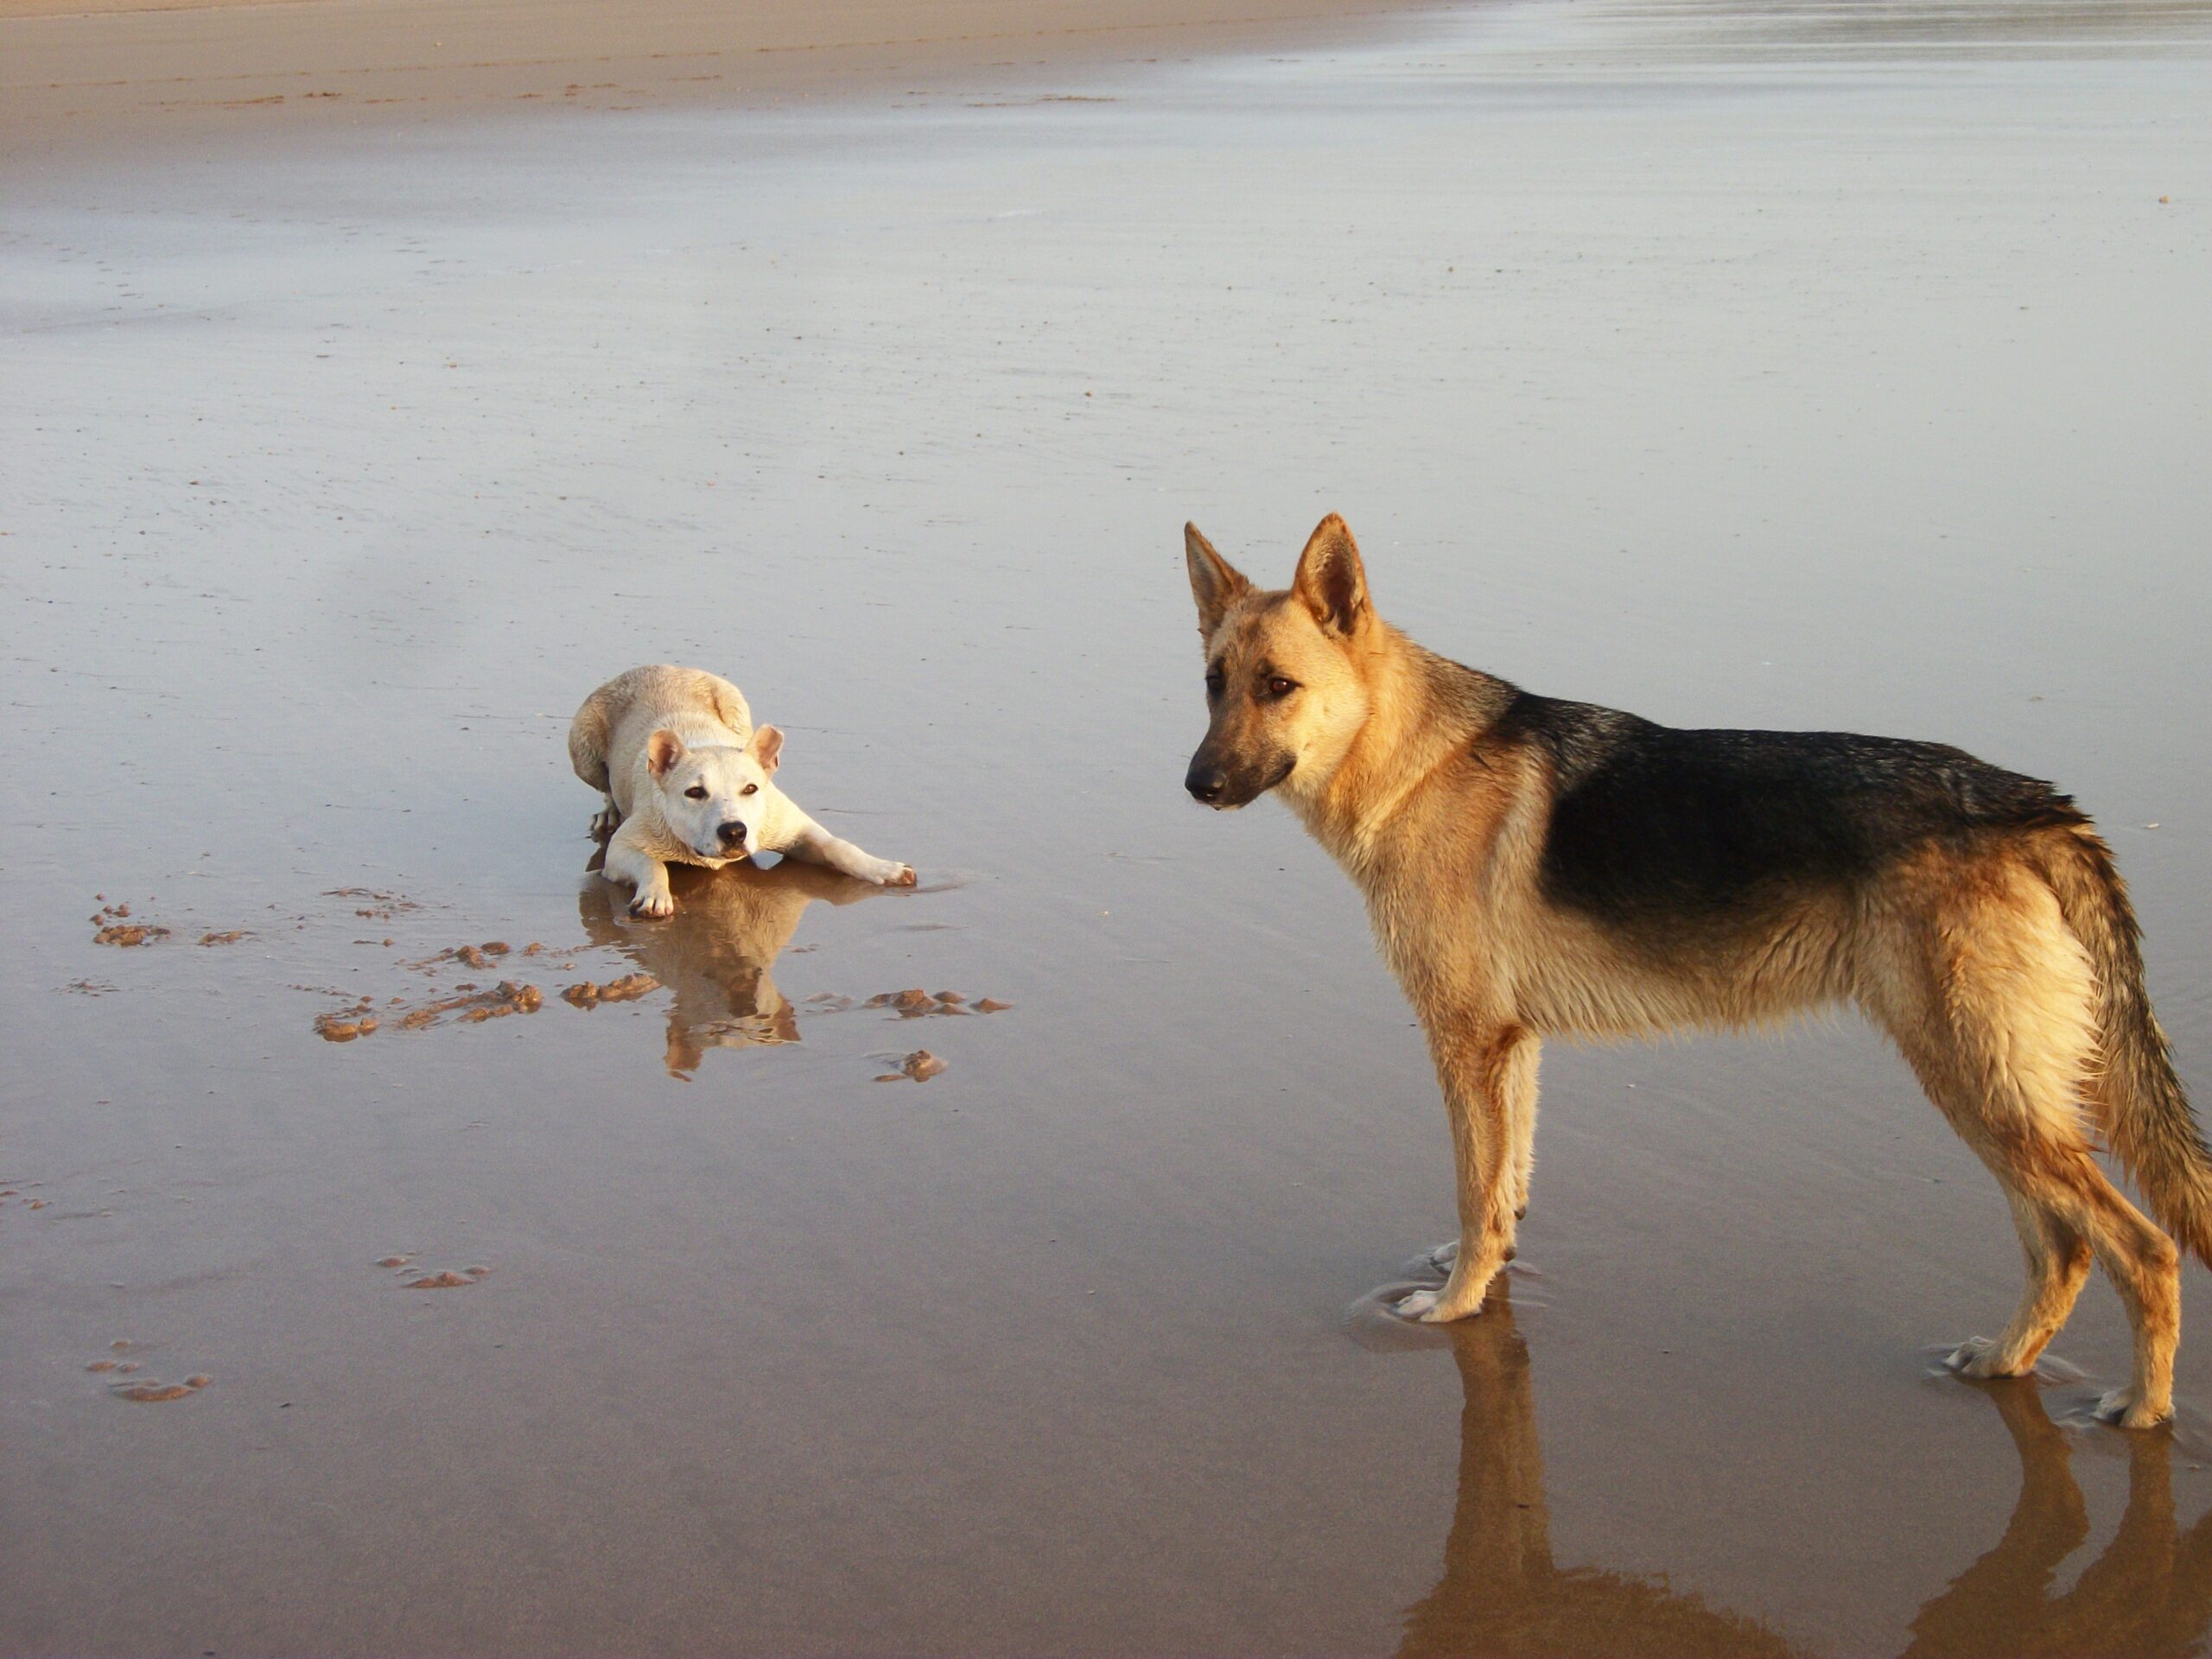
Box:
(1184, 737, 1292, 809)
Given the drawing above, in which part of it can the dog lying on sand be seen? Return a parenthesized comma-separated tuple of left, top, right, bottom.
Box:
(569, 664, 914, 917)
(1182, 514, 2206, 1427)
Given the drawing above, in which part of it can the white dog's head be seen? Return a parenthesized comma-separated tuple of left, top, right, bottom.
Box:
(646, 725, 783, 860)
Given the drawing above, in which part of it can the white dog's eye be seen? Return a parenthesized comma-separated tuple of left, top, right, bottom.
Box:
(741, 784, 759, 797)
(684, 785, 708, 800)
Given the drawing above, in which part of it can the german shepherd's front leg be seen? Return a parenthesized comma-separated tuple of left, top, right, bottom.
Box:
(1401, 1021, 1531, 1323)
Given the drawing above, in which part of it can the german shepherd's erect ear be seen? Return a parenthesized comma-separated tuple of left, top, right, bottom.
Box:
(1291, 513, 1369, 637)
(1185, 523, 1251, 637)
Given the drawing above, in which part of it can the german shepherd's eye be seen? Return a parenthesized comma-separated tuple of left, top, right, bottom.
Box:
(741, 784, 759, 797)
(684, 785, 709, 800)
(1264, 676, 1298, 700)
(1205, 666, 1225, 698)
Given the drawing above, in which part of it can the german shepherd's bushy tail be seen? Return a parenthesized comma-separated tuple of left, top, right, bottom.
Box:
(2043, 822, 2212, 1264)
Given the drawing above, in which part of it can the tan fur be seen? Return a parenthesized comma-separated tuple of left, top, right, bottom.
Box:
(1184, 514, 2202, 1427)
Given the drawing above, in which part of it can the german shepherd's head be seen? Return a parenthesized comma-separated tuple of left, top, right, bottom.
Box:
(1182, 513, 1376, 809)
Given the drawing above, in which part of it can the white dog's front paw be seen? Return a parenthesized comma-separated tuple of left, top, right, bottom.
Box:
(628, 887, 676, 918)
(867, 859, 917, 887)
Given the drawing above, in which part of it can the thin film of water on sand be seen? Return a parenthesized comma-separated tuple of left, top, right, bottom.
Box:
(4, 0, 2211, 1652)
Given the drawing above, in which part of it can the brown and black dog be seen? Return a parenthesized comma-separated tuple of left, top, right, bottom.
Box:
(1183, 513, 2206, 1426)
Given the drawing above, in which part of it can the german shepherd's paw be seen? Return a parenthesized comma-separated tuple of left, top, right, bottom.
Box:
(1395, 1287, 1486, 1324)
(2094, 1386, 2173, 1430)
(1944, 1336, 2036, 1380)
(1395, 1287, 1446, 1321)
(1408, 1239, 1513, 1279)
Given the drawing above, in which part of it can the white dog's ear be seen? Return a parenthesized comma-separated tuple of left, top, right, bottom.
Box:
(748, 724, 784, 775)
(1185, 522, 1251, 639)
(646, 729, 686, 778)
(1291, 512, 1370, 638)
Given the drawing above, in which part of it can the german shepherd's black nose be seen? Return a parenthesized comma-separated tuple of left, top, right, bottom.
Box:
(1185, 763, 1228, 804)
(717, 819, 748, 846)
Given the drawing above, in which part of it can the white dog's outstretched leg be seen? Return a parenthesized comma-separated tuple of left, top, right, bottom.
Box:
(781, 816, 915, 887)
(605, 833, 675, 918)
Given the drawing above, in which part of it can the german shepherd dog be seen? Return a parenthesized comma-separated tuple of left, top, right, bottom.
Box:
(1183, 514, 2206, 1427)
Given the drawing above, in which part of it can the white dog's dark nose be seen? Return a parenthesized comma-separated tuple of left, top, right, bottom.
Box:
(717, 820, 747, 847)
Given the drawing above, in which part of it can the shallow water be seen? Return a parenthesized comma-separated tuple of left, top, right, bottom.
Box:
(5, 1, 2212, 1652)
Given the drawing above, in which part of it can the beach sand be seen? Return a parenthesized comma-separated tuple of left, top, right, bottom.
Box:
(3, 0, 1447, 161)
(4, 1, 2212, 1654)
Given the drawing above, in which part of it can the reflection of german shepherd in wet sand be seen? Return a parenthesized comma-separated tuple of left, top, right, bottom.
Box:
(1184, 514, 2207, 1426)
(1398, 1288, 2212, 1659)
(1398, 1298, 1796, 1659)
(578, 859, 884, 1078)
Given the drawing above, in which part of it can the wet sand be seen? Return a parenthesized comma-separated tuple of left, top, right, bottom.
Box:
(5, 0, 2212, 1653)
(0, 0, 1449, 163)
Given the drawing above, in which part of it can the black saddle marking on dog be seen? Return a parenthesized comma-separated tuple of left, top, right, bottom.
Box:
(1490, 691, 2084, 925)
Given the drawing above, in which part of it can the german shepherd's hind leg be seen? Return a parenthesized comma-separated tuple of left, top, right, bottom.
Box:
(1975, 1146, 2182, 1427)
(1875, 855, 2180, 1426)
(2077, 1175, 2182, 1427)
(1399, 1023, 1529, 1324)
(1948, 1181, 2092, 1380)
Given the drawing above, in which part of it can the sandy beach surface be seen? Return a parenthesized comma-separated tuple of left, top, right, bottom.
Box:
(1, 0, 1449, 162)
(5, 0, 2212, 1654)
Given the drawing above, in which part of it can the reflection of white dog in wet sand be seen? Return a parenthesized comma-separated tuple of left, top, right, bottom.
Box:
(569, 664, 916, 918)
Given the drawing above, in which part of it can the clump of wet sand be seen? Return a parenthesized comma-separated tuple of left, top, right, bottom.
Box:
(92, 902, 169, 947)
(865, 988, 1013, 1018)
(111, 1376, 213, 1402)
(376, 1255, 493, 1289)
(87, 1338, 212, 1401)
(90, 897, 257, 949)
(876, 1048, 949, 1083)
(323, 977, 543, 1037)
(315, 998, 381, 1041)
(325, 887, 421, 922)
(561, 972, 658, 1007)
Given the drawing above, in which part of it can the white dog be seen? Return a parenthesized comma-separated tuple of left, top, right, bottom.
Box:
(569, 664, 915, 917)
